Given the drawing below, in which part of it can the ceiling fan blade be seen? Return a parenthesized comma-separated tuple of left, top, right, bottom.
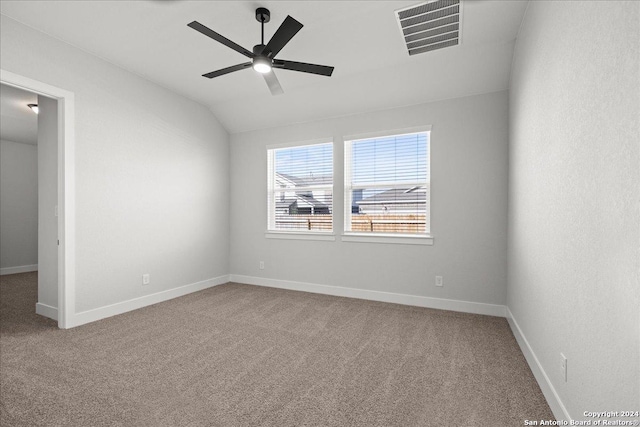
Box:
(263, 71, 284, 96)
(202, 62, 252, 79)
(188, 21, 254, 58)
(263, 16, 303, 58)
(273, 60, 334, 77)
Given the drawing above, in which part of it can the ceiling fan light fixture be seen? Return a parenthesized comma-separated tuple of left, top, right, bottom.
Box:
(28, 103, 39, 114)
(252, 56, 272, 74)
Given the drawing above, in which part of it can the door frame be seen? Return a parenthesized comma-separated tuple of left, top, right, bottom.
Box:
(1, 69, 75, 329)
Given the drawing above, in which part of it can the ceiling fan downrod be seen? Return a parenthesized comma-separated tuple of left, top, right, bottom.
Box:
(256, 7, 270, 46)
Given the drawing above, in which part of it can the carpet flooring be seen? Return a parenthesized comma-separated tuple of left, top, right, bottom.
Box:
(1, 272, 553, 426)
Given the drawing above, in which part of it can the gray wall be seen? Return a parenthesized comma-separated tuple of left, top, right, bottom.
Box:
(1, 16, 230, 313)
(230, 91, 509, 305)
(0, 139, 38, 271)
(37, 95, 58, 309)
(508, 1, 639, 418)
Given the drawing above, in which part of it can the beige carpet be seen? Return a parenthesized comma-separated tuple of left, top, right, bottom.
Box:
(1, 272, 553, 426)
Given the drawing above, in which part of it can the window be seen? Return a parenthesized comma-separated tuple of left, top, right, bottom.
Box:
(267, 142, 333, 232)
(344, 131, 430, 235)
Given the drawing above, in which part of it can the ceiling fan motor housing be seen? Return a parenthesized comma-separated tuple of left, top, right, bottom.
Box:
(253, 44, 269, 56)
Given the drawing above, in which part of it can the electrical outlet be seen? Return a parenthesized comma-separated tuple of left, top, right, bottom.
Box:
(259, 261, 265, 270)
(142, 274, 150, 285)
(561, 353, 567, 382)
(435, 276, 443, 287)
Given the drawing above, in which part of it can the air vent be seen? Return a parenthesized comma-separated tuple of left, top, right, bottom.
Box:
(395, 0, 462, 56)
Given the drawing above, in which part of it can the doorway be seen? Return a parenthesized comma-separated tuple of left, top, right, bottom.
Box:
(0, 69, 75, 329)
(0, 84, 59, 321)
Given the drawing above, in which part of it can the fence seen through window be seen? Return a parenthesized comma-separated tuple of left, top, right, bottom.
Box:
(345, 131, 430, 235)
(267, 142, 333, 232)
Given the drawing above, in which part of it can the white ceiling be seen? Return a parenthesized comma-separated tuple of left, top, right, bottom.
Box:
(0, 84, 38, 145)
(0, 0, 528, 134)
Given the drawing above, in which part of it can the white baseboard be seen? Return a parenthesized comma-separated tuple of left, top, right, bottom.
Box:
(506, 307, 571, 421)
(0, 264, 38, 276)
(229, 274, 506, 317)
(68, 274, 230, 328)
(35, 302, 58, 320)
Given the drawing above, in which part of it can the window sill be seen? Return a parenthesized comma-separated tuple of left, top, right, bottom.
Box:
(265, 231, 336, 241)
(341, 233, 433, 245)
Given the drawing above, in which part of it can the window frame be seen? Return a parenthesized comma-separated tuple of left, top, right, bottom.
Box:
(266, 139, 335, 238)
(343, 126, 432, 243)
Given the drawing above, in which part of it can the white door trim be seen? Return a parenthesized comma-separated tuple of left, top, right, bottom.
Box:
(1, 69, 75, 329)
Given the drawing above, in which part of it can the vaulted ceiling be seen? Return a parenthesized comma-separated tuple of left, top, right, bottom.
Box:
(0, 1, 528, 133)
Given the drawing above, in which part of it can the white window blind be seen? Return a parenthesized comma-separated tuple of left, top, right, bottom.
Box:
(267, 142, 333, 232)
(344, 131, 430, 235)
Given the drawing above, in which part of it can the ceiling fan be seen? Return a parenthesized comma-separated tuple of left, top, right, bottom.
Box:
(188, 8, 335, 96)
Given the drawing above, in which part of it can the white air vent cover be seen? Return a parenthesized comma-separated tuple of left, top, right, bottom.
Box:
(395, 0, 462, 56)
